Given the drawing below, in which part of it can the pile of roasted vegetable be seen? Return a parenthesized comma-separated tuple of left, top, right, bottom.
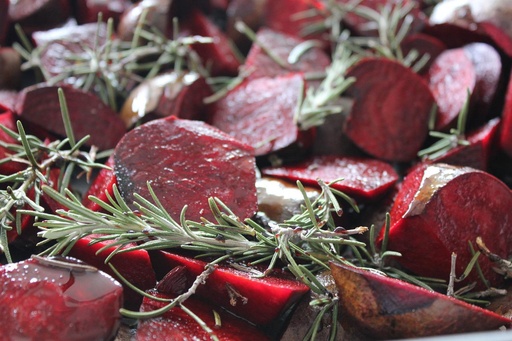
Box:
(1, 0, 512, 340)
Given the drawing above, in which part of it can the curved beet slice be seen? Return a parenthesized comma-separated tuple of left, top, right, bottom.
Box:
(0, 255, 123, 341)
(377, 163, 512, 288)
(330, 262, 511, 340)
(15, 85, 126, 150)
(344, 58, 435, 162)
(114, 116, 257, 222)
(400, 33, 447, 74)
(427, 48, 477, 131)
(138, 290, 270, 340)
(150, 250, 310, 326)
(262, 155, 398, 202)
(209, 73, 310, 157)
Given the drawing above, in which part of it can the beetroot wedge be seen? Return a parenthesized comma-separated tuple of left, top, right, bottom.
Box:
(114, 116, 257, 222)
(344, 58, 435, 162)
(82, 155, 117, 212)
(262, 155, 398, 202)
(15, 85, 126, 150)
(329, 261, 511, 340)
(150, 250, 310, 325)
(137, 290, 270, 341)
(208, 73, 312, 157)
(499, 71, 512, 157)
(68, 236, 156, 310)
(400, 33, 447, 74)
(377, 163, 512, 288)
(0, 255, 123, 341)
(242, 27, 331, 82)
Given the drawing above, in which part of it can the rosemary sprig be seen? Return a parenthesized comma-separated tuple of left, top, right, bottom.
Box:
(418, 90, 471, 160)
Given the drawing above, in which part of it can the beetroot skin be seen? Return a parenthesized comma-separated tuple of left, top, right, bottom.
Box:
(114, 116, 258, 222)
(0, 256, 123, 341)
(377, 163, 512, 288)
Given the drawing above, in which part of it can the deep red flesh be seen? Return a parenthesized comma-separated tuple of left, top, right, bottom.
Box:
(0, 111, 25, 175)
(8, 0, 71, 35)
(400, 33, 447, 74)
(150, 250, 310, 325)
(114, 116, 257, 222)
(82, 155, 117, 212)
(15, 85, 126, 150)
(344, 57, 435, 161)
(377, 163, 512, 288)
(0, 256, 123, 341)
(499, 70, 512, 157)
(68, 236, 156, 310)
(208, 73, 307, 156)
(262, 155, 399, 202)
(137, 290, 270, 341)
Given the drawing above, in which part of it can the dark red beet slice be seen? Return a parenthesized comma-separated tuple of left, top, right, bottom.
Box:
(181, 9, 241, 76)
(74, 0, 132, 27)
(422, 23, 489, 50)
(262, 155, 399, 202)
(15, 85, 126, 150)
(463, 43, 502, 122)
(137, 290, 270, 341)
(330, 261, 511, 339)
(0, 255, 123, 341)
(427, 48, 476, 131)
(500, 71, 512, 157)
(478, 21, 512, 59)
(0, 111, 25, 175)
(263, 0, 326, 42)
(225, 0, 266, 54)
(400, 33, 447, 74)
(377, 163, 512, 288)
(120, 71, 212, 128)
(242, 27, 331, 82)
(150, 250, 310, 325)
(33, 22, 108, 84)
(431, 117, 501, 171)
(344, 58, 435, 162)
(8, 0, 71, 35)
(68, 236, 156, 310)
(82, 155, 117, 212)
(114, 116, 257, 222)
(208, 73, 311, 157)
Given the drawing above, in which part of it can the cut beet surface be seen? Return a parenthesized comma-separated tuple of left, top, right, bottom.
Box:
(208, 73, 311, 157)
(67, 236, 156, 310)
(330, 261, 511, 340)
(15, 85, 126, 151)
(261, 155, 399, 202)
(377, 163, 512, 288)
(427, 47, 477, 131)
(499, 70, 512, 157)
(137, 290, 270, 341)
(242, 27, 331, 82)
(82, 155, 117, 212)
(0, 255, 123, 341)
(400, 33, 447, 74)
(150, 250, 310, 326)
(114, 116, 257, 222)
(344, 58, 435, 162)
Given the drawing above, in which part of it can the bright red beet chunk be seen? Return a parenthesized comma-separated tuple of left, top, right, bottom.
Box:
(82, 155, 117, 212)
(0, 255, 123, 341)
(499, 71, 512, 157)
(150, 251, 310, 325)
(114, 116, 257, 222)
(344, 58, 435, 162)
(262, 155, 399, 202)
(137, 290, 270, 340)
(208, 73, 309, 156)
(377, 163, 512, 288)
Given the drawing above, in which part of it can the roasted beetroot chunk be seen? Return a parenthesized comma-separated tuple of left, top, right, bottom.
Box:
(377, 163, 512, 288)
(242, 27, 331, 82)
(330, 261, 511, 340)
(82, 155, 117, 212)
(262, 155, 399, 202)
(150, 251, 310, 326)
(8, 0, 71, 35)
(15, 85, 126, 150)
(0, 255, 123, 341)
(344, 58, 435, 162)
(137, 290, 270, 341)
(114, 116, 257, 222)
(68, 236, 156, 310)
(499, 71, 512, 157)
(208, 73, 310, 157)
